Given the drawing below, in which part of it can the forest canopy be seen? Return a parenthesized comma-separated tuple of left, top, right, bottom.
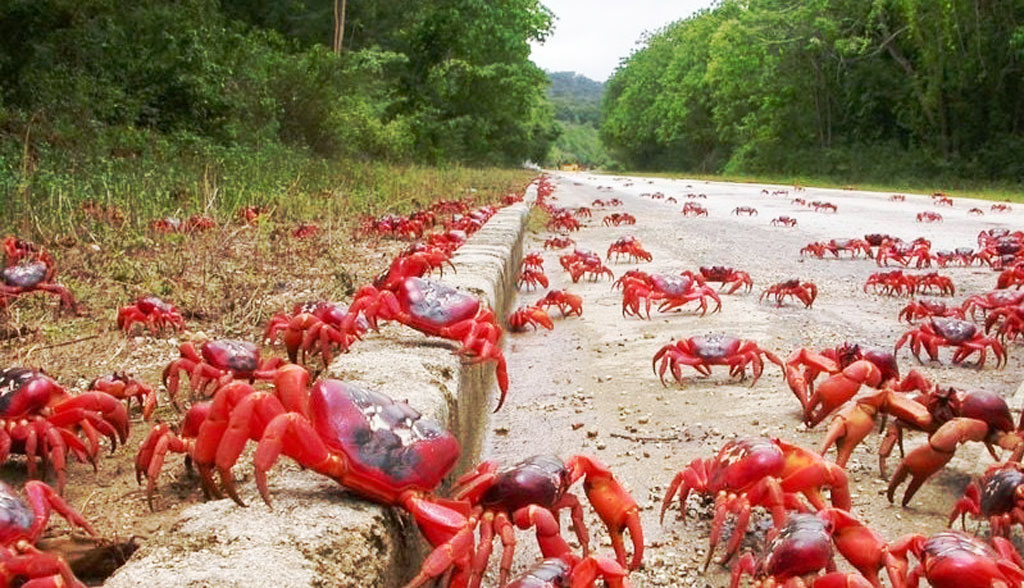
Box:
(601, 0, 1024, 183)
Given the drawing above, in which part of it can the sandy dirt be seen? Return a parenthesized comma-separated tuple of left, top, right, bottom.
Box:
(482, 172, 1024, 586)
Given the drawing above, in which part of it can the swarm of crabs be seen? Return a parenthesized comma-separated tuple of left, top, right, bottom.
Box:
(7, 174, 1024, 588)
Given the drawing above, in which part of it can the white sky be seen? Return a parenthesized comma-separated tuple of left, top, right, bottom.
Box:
(529, 0, 715, 81)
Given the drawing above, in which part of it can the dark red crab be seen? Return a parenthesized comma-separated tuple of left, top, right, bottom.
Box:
(889, 531, 1024, 588)
(618, 272, 720, 318)
(896, 317, 1006, 368)
(135, 366, 481, 587)
(0, 368, 129, 492)
(347, 276, 509, 409)
(653, 334, 783, 386)
(508, 555, 629, 588)
(660, 438, 851, 569)
(0, 259, 78, 314)
(898, 299, 963, 323)
(697, 266, 753, 294)
(163, 339, 285, 408)
(451, 454, 644, 585)
(116, 295, 185, 334)
(949, 461, 1024, 536)
(760, 279, 817, 308)
(0, 481, 99, 588)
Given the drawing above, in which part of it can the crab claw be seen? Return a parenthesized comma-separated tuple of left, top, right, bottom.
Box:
(568, 455, 644, 570)
(887, 417, 991, 506)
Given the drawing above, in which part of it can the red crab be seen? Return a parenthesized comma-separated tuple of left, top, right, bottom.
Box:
(915, 272, 955, 296)
(890, 194, 906, 202)
(784, 344, 901, 427)
(653, 334, 783, 386)
(518, 268, 550, 290)
(760, 279, 818, 308)
(732, 206, 758, 216)
(136, 367, 484, 586)
(292, 223, 320, 239)
(347, 275, 509, 409)
(812, 201, 837, 213)
(573, 207, 592, 218)
(997, 263, 1024, 289)
(770, 216, 797, 227)
(896, 317, 1006, 368)
(963, 289, 1024, 319)
(660, 437, 851, 568)
(163, 339, 285, 407)
(522, 252, 545, 271)
(0, 257, 78, 314)
(898, 299, 964, 323)
(793, 198, 808, 206)
(917, 211, 943, 223)
(90, 372, 158, 420)
(934, 247, 977, 267)
(697, 266, 753, 294)
(0, 480, 98, 588)
(949, 461, 1024, 536)
(681, 203, 708, 217)
(828, 238, 874, 258)
(2, 236, 43, 266)
(864, 270, 916, 296)
(602, 213, 636, 226)
(263, 301, 366, 367)
(986, 305, 1024, 341)
(606, 236, 652, 263)
(547, 212, 582, 233)
(687, 193, 707, 199)
(0, 368, 129, 492)
(507, 305, 554, 332)
(801, 242, 835, 259)
(618, 272, 720, 318)
(238, 205, 269, 224)
(559, 250, 614, 283)
(535, 290, 583, 318)
(451, 454, 644, 584)
(116, 295, 185, 334)
(730, 510, 900, 588)
(876, 238, 933, 268)
(934, 196, 954, 206)
(508, 555, 629, 588)
(889, 531, 1024, 587)
(543, 235, 575, 250)
(969, 207, 985, 216)
(992, 203, 1013, 213)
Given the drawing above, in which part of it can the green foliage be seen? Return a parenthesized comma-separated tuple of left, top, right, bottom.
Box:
(601, 0, 1024, 184)
(547, 123, 611, 169)
(548, 71, 604, 126)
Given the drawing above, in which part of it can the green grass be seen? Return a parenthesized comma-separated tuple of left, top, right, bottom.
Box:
(592, 170, 1023, 203)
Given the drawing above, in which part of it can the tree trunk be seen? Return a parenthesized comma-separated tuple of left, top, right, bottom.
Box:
(333, 0, 347, 54)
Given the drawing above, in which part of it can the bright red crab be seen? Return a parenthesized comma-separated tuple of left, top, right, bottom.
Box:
(896, 317, 1006, 368)
(801, 242, 835, 259)
(696, 266, 753, 294)
(681, 203, 708, 217)
(238, 205, 269, 224)
(573, 207, 592, 218)
(653, 334, 783, 386)
(90, 372, 158, 420)
(508, 555, 629, 588)
(507, 305, 554, 332)
(864, 270, 916, 296)
(770, 216, 797, 227)
(986, 304, 1024, 341)
(548, 212, 582, 233)
(535, 290, 583, 318)
(784, 344, 901, 427)
(522, 252, 545, 271)
(451, 454, 644, 585)
(660, 437, 851, 568)
(934, 247, 977, 267)
(992, 203, 1013, 213)
(0, 480, 98, 588)
(2, 235, 43, 266)
(0, 257, 78, 314)
(163, 339, 285, 407)
(347, 275, 509, 409)
(606, 236, 652, 263)
(618, 272, 720, 318)
(0, 368, 129, 492)
(828, 238, 874, 259)
(263, 301, 366, 367)
(559, 249, 614, 283)
(292, 223, 320, 239)
(730, 510, 901, 588)
(914, 272, 954, 296)
(875, 238, 933, 268)
(890, 194, 906, 202)
(963, 289, 1024, 320)
(543, 235, 575, 250)
(760, 279, 818, 308)
(969, 207, 985, 216)
(116, 295, 185, 334)
(916, 211, 943, 223)
(997, 263, 1024, 289)
(135, 366, 482, 586)
(889, 531, 1024, 588)
(812, 201, 837, 213)
(898, 299, 963, 323)
(732, 206, 758, 216)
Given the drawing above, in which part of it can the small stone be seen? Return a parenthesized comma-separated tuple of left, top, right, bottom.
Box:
(587, 429, 599, 438)
(571, 422, 584, 430)
(493, 426, 509, 435)
(596, 442, 607, 450)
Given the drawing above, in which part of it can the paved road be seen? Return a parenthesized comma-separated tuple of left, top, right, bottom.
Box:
(482, 172, 1024, 586)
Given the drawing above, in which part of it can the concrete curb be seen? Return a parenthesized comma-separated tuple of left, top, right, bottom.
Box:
(104, 183, 538, 588)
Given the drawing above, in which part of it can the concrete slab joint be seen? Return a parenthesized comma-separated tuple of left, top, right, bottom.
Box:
(105, 181, 539, 587)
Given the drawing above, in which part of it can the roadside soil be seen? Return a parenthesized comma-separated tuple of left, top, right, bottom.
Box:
(482, 172, 1024, 587)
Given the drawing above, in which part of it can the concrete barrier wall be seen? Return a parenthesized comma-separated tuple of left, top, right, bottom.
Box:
(105, 183, 537, 588)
